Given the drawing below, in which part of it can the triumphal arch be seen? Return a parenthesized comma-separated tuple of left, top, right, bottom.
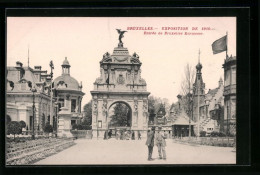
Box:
(91, 30, 150, 138)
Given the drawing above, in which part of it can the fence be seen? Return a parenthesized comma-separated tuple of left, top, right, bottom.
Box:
(6, 138, 75, 165)
(173, 137, 235, 147)
(70, 130, 93, 139)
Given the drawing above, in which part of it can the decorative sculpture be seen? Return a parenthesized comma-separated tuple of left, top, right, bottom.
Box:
(102, 52, 112, 62)
(131, 52, 141, 63)
(102, 100, 107, 116)
(116, 29, 127, 47)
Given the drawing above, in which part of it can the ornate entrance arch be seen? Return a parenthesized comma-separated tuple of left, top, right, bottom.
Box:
(107, 101, 132, 128)
(91, 30, 150, 138)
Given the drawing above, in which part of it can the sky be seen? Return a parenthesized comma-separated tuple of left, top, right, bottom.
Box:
(7, 17, 236, 109)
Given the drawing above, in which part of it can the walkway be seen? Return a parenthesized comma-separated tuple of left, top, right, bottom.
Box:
(34, 138, 236, 165)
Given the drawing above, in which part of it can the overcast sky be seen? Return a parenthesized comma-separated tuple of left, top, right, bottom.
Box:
(7, 17, 236, 109)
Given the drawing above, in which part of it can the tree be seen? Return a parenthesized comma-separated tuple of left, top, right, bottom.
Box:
(179, 63, 195, 138)
(110, 103, 130, 127)
(180, 63, 195, 112)
(43, 122, 53, 134)
(77, 124, 83, 130)
(6, 115, 12, 125)
(72, 124, 78, 130)
(7, 121, 22, 140)
(19, 120, 26, 129)
(148, 96, 170, 115)
(82, 101, 92, 127)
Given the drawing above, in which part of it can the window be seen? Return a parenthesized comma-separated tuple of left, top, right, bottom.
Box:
(71, 99, 76, 112)
(58, 98, 64, 111)
(231, 67, 236, 85)
(225, 70, 230, 86)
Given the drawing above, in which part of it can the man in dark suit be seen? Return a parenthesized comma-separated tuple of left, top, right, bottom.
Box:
(145, 127, 155, 161)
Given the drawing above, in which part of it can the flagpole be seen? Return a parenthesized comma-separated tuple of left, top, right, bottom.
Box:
(28, 45, 30, 68)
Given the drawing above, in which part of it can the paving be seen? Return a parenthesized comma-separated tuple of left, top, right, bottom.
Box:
(34, 138, 236, 165)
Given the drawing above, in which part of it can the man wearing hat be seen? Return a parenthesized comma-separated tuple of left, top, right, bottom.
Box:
(155, 127, 167, 160)
(145, 127, 155, 161)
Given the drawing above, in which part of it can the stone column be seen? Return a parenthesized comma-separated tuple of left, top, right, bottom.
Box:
(57, 107, 73, 138)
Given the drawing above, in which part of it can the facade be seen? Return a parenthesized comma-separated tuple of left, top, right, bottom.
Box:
(91, 38, 150, 138)
(222, 55, 236, 135)
(53, 57, 85, 136)
(199, 78, 225, 134)
(183, 60, 225, 136)
(169, 98, 195, 137)
(6, 61, 53, 131)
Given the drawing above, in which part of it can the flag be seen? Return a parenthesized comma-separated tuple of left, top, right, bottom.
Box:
(212, 35, 227, 54)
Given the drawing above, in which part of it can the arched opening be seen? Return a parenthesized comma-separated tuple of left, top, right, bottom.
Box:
(107, 101, 132, 128)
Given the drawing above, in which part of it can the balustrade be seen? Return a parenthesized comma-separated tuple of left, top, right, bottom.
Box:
(6, 138, 75, 165)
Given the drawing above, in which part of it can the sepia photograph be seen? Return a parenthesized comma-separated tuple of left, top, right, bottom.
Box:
(6, 16, 237, 165)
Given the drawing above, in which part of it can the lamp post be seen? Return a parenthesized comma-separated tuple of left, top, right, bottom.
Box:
(31, 87, 37, 140)
(54, 101, 58, 137)
(188, 92, 192, 139)
(49, 60, 54, 126)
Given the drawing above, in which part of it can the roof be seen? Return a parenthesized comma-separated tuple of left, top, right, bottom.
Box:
(53, 74, 80, 91)
(62, 57, 70, 67)
(207, 88, 218, 96)
(172, 111, 195, 125)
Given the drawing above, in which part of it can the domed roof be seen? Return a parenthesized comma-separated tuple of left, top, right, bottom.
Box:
(196, 62, 202, 70)
(53, 74, 80, 90)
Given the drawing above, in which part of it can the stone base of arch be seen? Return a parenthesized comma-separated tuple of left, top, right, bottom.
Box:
(91, 92, 149, 139)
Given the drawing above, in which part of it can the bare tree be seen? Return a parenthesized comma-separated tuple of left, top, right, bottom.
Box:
(179, 63, 195, 138)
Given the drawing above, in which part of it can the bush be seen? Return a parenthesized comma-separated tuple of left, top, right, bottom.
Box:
(72, 124, 78, 130)
(7, 121, 22, 140)
(6, 115, 12, 124)
(19, 120, 26, 129)
(44, 122, 53, 133)
(218, 132, 226, 137)
(77, 124, 83, 130)
(82, 125, 92, 130)
(200, 131, 206, 137)
(210, 131, 226, 137)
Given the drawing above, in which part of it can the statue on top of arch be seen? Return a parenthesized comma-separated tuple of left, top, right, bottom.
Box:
(101, 52, 112, 63)
(131, 52, 141, 64)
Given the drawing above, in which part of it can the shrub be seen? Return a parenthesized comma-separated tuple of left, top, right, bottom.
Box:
(218, 132, 226, 137)
(7, 121, 22, 140)
(200, 131, 206, 137)
(77, 124, 83, 130)
(44, 122, 53, 133)
(6, 115, 12, 125)
(72, 124, 78, 130)
(82, 125, 92, 130)
(19, 120, 26, 129)
(210, 131, 226, 137)
(210, 131, 219, 137)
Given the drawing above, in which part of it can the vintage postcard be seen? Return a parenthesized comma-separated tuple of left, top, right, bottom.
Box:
(6, 17, 236, 165)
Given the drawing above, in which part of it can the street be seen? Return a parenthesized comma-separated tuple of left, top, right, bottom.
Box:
(34, 138, 236, 165)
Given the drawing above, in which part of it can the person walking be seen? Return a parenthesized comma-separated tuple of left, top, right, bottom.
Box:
(155, 127, 167, 160)
(138, 131, 141, 140)
(132, 131, 135, 140)
(145, 127, 155, 161)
